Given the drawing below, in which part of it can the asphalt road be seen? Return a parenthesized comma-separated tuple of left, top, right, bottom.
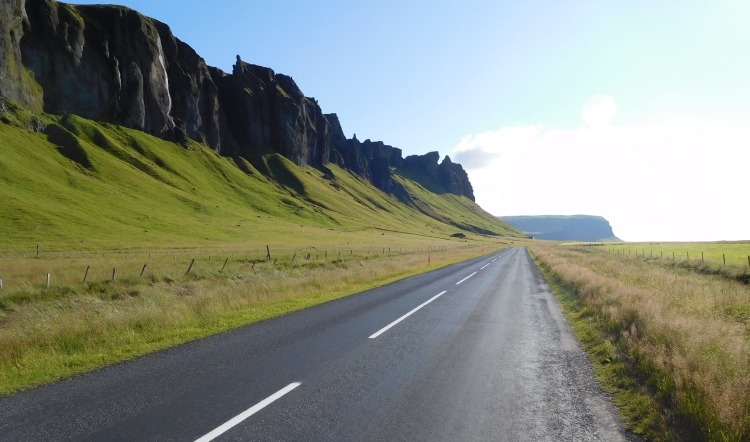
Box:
(0, 247, 638, 441)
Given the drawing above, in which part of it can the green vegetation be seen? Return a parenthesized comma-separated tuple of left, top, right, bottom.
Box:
(0, 109, 524, 394)
(0, 111, 520, 252)
(0, 245, 505, 395)
(532, 245, 750, 441)
(583, 242, 750, 266)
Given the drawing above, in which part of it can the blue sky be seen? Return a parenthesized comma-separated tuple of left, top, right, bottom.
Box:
(72, 0, 750, 240)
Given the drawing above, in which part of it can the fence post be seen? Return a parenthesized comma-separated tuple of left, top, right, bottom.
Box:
(221, 258, 228, 272)
(292, 253, 296, 262)
(140, 265, 147, 277)
(46, 273, 50, 289)
(112, 268, 116, 281)
(186, 259, 195, 274)
(83, 266, 90, 283)
(0, 277, 3, 290)
(266, 245, 271, 261)
(723, 254, 726, 266)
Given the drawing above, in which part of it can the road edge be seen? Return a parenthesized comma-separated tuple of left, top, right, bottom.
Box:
(528, 248, 662, 441)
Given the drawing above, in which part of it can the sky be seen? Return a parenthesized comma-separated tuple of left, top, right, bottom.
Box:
(71, 0, 750, 241)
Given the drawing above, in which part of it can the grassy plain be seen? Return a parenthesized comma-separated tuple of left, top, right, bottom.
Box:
(0, 108, 525, 394)
(532, 245, 750, 441)
(580, 242, 750, 266)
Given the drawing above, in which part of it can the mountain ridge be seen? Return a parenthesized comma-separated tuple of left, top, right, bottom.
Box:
(1, 0, 475, 206)
(500, 215, 621, 242)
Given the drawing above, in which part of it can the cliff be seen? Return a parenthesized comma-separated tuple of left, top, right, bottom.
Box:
(499, 215, 621, 242)
(0, 0, 475, 202)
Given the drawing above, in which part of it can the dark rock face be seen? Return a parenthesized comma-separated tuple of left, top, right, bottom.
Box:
(2, 0, 477, 200)
(17, 0, 220, 148)
(21, 1, 176, 138)
(404, 151, 440, 177)
(0, 0, 42, 110)
(401, 152, 475, 201)
(499, 215, 621, 242)
(215, 59, 330, 167)
(154, 21, 220, 150)
(437, 155, 474, 201)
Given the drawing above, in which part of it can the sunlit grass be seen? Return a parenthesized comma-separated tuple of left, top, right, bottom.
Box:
(0, 243, 507, 395)
(580, 241, 750, 267)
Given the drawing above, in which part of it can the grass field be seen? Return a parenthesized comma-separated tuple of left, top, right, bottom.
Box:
(0, 106, 526, 394)
(0, 243, 512, 395)
(532, 245, 750, 441)
(576, 242, 750, 266)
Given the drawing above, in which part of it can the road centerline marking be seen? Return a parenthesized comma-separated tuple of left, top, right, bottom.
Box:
(480, 263, 490, 269)
(455, 272, 477, 285)
(194, 382, 301, 442)
(369, 291, 447, 339)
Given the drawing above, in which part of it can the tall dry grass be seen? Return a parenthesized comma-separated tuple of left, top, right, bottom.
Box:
(0, 244, 501, 395)
(531, 246, 750, 440)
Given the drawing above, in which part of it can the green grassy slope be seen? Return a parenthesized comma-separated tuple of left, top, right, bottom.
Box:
(0, 111, 521, 251)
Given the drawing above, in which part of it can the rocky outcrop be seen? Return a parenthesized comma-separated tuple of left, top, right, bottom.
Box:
(20, 1, 176, 138)
(154, 21, 220, 148)
(214, 58, 330, 167)
(401, 152, 475, 201)
(15, 0, 219, 148)
(2, 0, 477, 200)
(404, 151, 440, 178)
(437, 155, 474, 201)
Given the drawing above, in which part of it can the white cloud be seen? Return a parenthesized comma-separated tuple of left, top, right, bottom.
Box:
(454, 114, 750, 241)
(582, 94, 617, 126)
(452, 126, 541, 169)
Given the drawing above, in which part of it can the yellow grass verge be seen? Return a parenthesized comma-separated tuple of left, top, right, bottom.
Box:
(531, 245, 750, 442)
(0, 245, 503, 395)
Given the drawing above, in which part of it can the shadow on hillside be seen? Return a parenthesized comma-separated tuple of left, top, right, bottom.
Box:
(393, 167, 448, 196)
(44, 123, 94, 170)
(237, 143, 306, 196)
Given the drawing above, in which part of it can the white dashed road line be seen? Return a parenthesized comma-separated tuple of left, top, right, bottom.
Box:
(369, 291, 448, 339)
(194, 383, 301, 442)
(455, 272, 477, 285)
